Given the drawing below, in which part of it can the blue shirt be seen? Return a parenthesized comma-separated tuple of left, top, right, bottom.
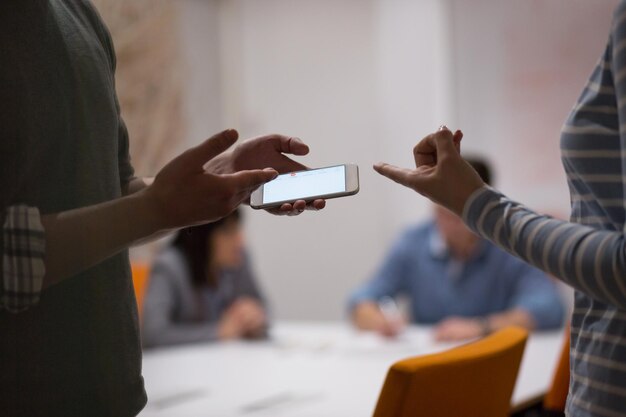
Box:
(348, 222, 564, 329)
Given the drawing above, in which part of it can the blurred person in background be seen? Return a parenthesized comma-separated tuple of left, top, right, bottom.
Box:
(349, 157, 564, 341)
(142, 209, 268, 347)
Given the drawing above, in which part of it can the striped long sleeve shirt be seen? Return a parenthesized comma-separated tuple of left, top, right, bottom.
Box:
(462, 3, 626, 416)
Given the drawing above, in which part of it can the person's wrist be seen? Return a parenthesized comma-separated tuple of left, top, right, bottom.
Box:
(450, 182, 484, 217)
(135, 186, 171, 233)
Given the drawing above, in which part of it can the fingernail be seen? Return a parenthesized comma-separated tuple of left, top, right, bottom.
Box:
(439, 125, 449, 131)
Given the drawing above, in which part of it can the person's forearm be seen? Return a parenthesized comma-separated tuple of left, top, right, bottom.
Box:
(122, 177, 154, 196)
(41, 189, 166, 288)
(464, 187, 626, 310)
(352, 301, 387, 330)
(485, 308, 535, 332)
(121, 176, 177, 246)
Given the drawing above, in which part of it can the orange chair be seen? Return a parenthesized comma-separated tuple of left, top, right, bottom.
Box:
(373, 327, 529, 417)
(130, 263, 150, 319)
(543, 326, 570, 412)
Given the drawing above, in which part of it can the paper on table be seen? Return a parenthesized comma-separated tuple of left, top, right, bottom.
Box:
(148, 388, 208, 410)
(271, 327, 422, 357)
(240, 391, 323, 414)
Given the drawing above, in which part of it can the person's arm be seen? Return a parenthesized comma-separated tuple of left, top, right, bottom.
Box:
(374, 126, 626, 310)
(463, 187, 626, 310)
(374, 7, 626, 310)
(349, 236, 410, 335)
(433, 308, 534, 342)
(433, 261, 549, 342)
(436, 263, 566, 342)
(1, 206, 45, 312)
(122, 177, 153, 196)
(352, 302, 394, 333)
(141, 259, 220, 348)
(484, 308, 535, 331)
(41, 130, 277, 290)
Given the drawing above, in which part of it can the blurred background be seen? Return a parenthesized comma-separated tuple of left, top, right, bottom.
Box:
(95, 0, 617, 321)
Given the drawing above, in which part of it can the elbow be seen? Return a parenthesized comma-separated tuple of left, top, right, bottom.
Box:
(140, 317, 164, 349)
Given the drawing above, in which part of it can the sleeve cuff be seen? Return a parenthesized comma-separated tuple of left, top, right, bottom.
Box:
(2, 205, 46, 313)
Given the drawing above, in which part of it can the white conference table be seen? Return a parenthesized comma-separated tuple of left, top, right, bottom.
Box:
(138, 321, 564, 417)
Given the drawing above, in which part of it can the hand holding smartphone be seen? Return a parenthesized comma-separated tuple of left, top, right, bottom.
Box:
(250, 164, 359, 209)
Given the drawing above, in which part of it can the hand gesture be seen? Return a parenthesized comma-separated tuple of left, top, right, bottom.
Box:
(144, 129, 278, 229)
(374, 126, 484, 216)
(207, 133, 326, 216)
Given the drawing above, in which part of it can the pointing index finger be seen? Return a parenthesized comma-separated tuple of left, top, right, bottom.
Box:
(373, 162, 415, 188)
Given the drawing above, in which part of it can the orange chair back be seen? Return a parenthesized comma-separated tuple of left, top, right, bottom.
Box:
(373, 327, 529, 417)
(130, 263, 150, 318)
(543, 326, 570, 411)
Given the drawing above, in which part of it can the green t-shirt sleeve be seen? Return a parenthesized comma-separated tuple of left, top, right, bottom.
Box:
(83, 2, 136, 187)
(116, 109, 136, 187)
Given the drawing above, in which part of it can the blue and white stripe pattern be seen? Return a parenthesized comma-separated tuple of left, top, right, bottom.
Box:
(463, 3, 626, 416)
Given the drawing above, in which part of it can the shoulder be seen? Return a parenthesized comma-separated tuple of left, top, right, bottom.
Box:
(75, 1, 117, 70)
(613, 2, 626, 35)
(398, 222, 432, 244)
(384, 222, 432, 259)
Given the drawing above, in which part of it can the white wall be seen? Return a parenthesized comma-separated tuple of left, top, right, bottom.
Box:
(449, 0, 617, 309)
(450, 0, 617, 214)
(148, 0, 617, 320)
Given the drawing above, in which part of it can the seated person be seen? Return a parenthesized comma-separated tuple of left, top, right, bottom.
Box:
(142, 209, 267, 348)
(348, 157, 564, 341)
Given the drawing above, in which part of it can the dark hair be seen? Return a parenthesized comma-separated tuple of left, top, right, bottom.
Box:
(464, 156, 493, 185)
(170, 209, 241, 288)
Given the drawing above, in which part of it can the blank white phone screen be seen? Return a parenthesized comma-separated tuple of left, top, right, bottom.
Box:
(262, 165, 346, 204)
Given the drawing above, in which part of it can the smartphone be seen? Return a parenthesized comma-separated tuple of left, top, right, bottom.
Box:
(250, 164, 359, 209)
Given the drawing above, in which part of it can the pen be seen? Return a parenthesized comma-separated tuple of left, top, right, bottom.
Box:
(378, 296, 402, 322)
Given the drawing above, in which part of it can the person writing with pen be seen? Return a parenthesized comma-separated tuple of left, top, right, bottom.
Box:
(349, 157, 564, 341)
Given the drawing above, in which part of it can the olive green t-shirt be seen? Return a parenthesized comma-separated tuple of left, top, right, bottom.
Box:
(0, 1, 146, 415)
